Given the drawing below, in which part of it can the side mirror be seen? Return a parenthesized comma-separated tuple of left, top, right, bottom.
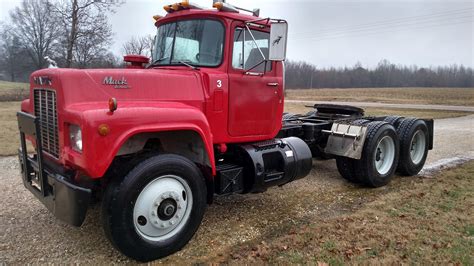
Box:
(269, 21, 288, 61)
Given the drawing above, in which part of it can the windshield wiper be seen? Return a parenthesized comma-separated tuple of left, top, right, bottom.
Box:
(147, 56, 170, 68)
(177, 60, 199, 70)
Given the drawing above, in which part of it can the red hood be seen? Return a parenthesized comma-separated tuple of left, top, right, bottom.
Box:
(30, 68, 205, 109)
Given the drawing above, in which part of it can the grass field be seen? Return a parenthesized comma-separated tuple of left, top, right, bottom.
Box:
(0, 80, 29, 101)
(286, 87, 474, 106)
(284, 102, 474, 119)
(0, 102, 21, 156)
(225, 161, 474, 264)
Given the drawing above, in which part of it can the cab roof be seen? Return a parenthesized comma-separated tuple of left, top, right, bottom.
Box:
(156, 8, 271, 26)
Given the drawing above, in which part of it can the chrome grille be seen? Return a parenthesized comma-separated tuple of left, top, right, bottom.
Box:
(33, 89, 59, 158)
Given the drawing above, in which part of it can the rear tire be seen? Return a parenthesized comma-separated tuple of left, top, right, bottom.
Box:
(396, 118, 429, 176)
(102, 154, 207, 262)
(383, 116, 404, 127)
(336, 156, 358, 182)
(335, 119, 370, 183)
(354, 121, 400, 187)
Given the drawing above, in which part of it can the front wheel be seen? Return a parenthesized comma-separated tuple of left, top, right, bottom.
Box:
(102, 154, 207, 262)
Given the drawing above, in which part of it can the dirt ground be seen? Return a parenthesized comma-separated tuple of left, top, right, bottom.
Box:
(0, 114, 473, 264)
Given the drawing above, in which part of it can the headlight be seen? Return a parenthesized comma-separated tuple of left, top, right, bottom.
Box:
(69, 124, 82, 152)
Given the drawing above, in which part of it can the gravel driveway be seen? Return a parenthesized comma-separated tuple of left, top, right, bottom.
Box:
(1, 115, 473, 264)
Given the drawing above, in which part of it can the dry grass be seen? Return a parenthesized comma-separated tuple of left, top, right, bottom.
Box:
(224, 161, 474, 264)
(0, 81, 29, 101)
(0, 102, 21, 156)
(286, 87, 474, 106)
(284, 102, 473, 119)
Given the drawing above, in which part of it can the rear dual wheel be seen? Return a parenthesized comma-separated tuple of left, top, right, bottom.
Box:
(336, 118, 430, 187)
(354, 121, 400, 187)
(336, 121, 399, 187)
(396, 118, 429, 176)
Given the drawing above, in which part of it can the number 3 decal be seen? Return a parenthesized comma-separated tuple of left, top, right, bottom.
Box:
(217, 80, 222, 88)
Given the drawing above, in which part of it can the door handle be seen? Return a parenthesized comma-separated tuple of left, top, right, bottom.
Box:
(267, 82, 279, 87)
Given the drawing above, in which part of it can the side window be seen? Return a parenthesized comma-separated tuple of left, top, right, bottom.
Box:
(232, 28, 271, 72)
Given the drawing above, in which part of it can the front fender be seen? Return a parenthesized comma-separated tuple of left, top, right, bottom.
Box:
(62, 101, 215, 178)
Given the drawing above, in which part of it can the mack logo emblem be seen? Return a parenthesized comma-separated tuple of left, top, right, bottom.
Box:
(103, 76, 129, 89)
(272, 36, 282, 46)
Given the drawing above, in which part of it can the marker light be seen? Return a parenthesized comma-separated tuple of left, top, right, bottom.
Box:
(153, 15, 162, 21)
(180, 0, 190, 8)
(98, 124, 110, 136)
(108, 97, 117, 112)
(164, 1, 201, 13)
(171, 3, 180, 11)
(213, 2, 238, 13)
(163, 4, 173, 12)
(213, 1, 223, 10)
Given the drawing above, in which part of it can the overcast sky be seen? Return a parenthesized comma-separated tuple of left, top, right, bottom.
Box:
(0, 0, 473, 68)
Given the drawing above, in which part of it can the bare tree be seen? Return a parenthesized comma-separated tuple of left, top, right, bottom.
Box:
(55, 0, 121, 68)
(122, 35, 154, 57)
(72, 12, 113, 68)
(8, 0, 62, 69)
(0, 26, 23, 81)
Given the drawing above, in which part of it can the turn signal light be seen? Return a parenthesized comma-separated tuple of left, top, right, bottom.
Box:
(98, 124, 110, 136)
(108, 97, 117, 112)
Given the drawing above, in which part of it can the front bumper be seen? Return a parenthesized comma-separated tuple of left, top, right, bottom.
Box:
(17, 111, 91, 226)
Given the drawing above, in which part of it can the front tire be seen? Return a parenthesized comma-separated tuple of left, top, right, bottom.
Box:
(102, 154, 207, 262)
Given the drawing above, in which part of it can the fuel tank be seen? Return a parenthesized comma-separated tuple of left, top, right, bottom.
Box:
(215, 137, 313, 194)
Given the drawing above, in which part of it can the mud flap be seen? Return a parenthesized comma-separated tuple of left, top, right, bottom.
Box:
(323, 123, 368, 159)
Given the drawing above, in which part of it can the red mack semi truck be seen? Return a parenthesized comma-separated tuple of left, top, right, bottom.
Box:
(16, 0, 433, 261)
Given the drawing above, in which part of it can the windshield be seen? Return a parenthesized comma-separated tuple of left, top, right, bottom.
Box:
(151, 19, 224, 67)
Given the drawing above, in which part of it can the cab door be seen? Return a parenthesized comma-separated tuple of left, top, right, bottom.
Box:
(227, 24, 282, 137)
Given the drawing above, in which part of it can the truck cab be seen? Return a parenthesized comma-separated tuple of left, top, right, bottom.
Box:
(16, 1, 432, 262)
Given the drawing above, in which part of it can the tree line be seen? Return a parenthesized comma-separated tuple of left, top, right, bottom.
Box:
(285, 60, 473, 89)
